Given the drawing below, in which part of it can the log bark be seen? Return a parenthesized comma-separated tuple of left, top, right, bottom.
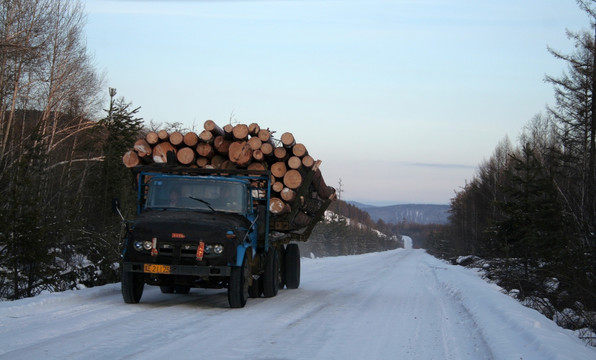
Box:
(146, 131, 159, 145)
(134, 139, 152, 157)
(169, 131, 184, 146)
(153, 142, 177, 163)
(223, 124, 234, 138)
(312, 168, 336, 199)
(184, 132, 199, 147)
(281, 132, 295, 148)
(123, 150, 140, 168)
(177, 147, 196, 165)
(204, 119, 225, 137)
(228, 141, 253, 167)
(283, 169, 302, 189)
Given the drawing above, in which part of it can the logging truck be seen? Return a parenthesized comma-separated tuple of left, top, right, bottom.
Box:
(120, 164, 334, 308)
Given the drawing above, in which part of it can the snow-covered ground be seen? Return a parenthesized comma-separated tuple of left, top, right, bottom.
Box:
(1, 249, 594, 360)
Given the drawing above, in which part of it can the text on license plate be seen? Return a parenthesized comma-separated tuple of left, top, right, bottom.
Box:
(143, 264, 171, 274)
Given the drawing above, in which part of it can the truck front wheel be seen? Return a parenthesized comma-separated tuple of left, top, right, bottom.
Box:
(122, 270, 144, 304)
(285, 243, 300, 289)
(263, 247, 280, 298)
(228, 255, 250, 308)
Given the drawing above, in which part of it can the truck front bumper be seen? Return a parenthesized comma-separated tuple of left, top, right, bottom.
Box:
(123, 262, 231, 277)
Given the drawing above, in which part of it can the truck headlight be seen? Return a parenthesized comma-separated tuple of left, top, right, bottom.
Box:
(134, 241, 143, 251)
(213, 244, 224, 254)
(204, 245, 213, 254)
(143, 241, 153, 250)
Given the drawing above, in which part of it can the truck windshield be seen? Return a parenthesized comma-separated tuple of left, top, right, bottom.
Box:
(145, 177, 247, 214)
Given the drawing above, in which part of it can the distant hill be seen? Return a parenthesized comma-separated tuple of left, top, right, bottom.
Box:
(350, 203, 450, 225)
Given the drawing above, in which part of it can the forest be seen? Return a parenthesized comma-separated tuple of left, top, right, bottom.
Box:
(425, 1, 596, 339)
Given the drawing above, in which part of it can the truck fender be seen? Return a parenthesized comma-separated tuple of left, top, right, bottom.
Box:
(235, 244, 253, 267)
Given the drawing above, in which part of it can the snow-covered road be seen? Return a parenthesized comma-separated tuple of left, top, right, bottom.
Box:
(1, 249, 594, 360)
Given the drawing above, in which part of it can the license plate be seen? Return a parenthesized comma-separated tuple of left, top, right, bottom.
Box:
(143, 264, 171, 274)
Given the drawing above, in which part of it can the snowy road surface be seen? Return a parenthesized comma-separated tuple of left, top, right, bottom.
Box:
(1, 249, 595, 360)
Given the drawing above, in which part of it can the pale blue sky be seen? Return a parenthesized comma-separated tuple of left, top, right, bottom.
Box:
(84, 0, 589, 205)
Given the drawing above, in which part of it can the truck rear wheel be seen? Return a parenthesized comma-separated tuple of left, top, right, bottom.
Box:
(122, 270, 144, 303)
(285, 243, 300, 289)
(263, 247, 280, 298)
(228, 255, 250, 308)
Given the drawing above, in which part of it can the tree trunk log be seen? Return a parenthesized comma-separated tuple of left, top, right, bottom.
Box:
(169, 131, 184, 146)
(196, 157, 209, 168)
(223, 124, 234, 139)
(260, 142, 274, 156)
(228, 141, 253, 167)
(184, 131, 199, 147)
(153, 142, 177, 163)
(292, 143, 308, 157)
(270, 161, 287, 178)
(204, 119, 225, 137)
(272, 181, 284, 193)
(258, 129, 274, 144)
(283, 169, 302, 189)
(281, 132, 295, 148)
(199, 130, 214, 144)
(248, 136, 262, 150)
(196, 143, 214, 158)
(177, 147, 196, 165)
(248, 123, 260, 136)
(134, 139, 152, 157)
(302, 155, 315, 168)
(281, 187, 296, 202)
(157, 129, 169, 141)
(122, 150, 140, 168)
(270, 197, 291, 214)
(146, 131, 159, 145)
(214, 136, 232, 155)
(274, 147, 288, 161)
(287, 156, 302, 170)
(232, 124, 249, 140)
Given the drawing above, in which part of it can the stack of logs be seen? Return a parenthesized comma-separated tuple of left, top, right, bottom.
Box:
(122, 120, 335, 219)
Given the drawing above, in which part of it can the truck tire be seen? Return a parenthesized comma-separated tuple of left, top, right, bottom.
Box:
(278, 245, 286, 289)
(228, 255, 250, 308)
(262, 247, 280, 298)
(285, 243, 300, 289)
(248, 276, 262, 298)
(122, 270, 144, 304)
